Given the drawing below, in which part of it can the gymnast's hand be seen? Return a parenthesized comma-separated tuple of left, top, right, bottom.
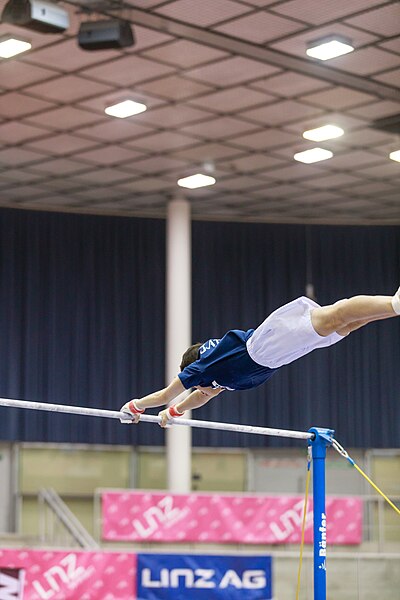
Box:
(158, 408, 172, 428)
(158, 405, 185, 428)
(119, 399, 144, 424)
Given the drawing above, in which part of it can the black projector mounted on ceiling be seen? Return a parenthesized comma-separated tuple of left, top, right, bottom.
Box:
(1, 0, 69, 33)
(370, 113, 400, 135)
(78, 19, 135, 50)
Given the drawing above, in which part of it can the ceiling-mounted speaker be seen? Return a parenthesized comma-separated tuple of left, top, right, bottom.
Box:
(1, 0, 69, 33)
(78, 19, 135, 51)
(371, 113, 400, 135)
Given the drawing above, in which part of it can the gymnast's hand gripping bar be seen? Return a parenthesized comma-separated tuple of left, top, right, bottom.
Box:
(0, 397, 313, 441)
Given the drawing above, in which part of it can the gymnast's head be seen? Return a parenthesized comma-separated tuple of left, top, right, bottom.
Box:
(180, 343, 202, 371)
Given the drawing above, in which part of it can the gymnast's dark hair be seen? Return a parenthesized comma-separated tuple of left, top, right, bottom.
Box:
(180, 343, 202, 371)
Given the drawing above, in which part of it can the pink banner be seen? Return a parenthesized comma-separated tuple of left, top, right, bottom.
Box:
(0, 549, 137, 600)
(102, 491, 362, 545)
(0, 567, 25, 599)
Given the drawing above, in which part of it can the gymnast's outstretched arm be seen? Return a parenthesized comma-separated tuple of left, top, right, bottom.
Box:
(120, 379, 223, 426)
(120, 377, 185, 422)
(158, 385, 224, 427)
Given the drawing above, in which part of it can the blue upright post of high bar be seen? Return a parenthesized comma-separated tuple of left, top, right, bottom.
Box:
(308, 427, 335, 600)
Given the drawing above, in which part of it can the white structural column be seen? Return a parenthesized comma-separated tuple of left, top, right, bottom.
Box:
(166, 197, 192, 492)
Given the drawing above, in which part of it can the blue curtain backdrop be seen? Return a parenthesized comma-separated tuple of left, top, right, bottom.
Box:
(0, 208, 399, 448)
(0, 208, 166, 446)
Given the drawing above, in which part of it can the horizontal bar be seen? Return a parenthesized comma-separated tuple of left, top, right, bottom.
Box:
(0, 397, 313, 440)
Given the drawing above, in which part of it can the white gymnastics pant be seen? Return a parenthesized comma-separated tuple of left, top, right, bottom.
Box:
(246, 296, 345, 369)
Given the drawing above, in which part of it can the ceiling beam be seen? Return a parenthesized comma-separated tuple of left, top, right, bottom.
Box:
(72, 1, 400, 102)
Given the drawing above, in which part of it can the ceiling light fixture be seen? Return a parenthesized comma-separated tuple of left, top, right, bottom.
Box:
(105, 99, 147, 118)
(294, 148, 333, 164)
(306, 36, 354, 61)
(0, 36, 31, 58)
(1, 0, 69, 33)
(389, 150, 400, 163)
(177, 174, 216, 189)
(303, 125, 344, 141)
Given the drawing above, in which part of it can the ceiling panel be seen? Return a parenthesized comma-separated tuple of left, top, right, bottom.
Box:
(214, 10, 305, 43)
(347, 99, 400, 119)
(345, 3, 400, 36)
(241, 100, 324, 125)
(330, 47, 400, 76)
(133, 104, 213, 127)
(75, 119, 155, 142)
(220, 153, 285, 173)
(73, 146, 144, 166)
(373, 68, 400, 87)
(126, 130, 199, 152)
(26, 106, 101, 131)
(302, 172, 365, 189)
(0, 60, 57, 89)
(0, 146, 49, 166)
(155, 0, 250, 27)
(25, 75, 114, 103)
(71, 168, 134, 185)
(80, 55, 175, 86)
(232, 129, 299, 149)
(264, 163, 324, 181)
(0, 168, 45, 183)
(180, 116, 259, 140)
(379, 37, 400, 55)
(0, 121, 49, 143)
(185, 56, 280, 86)
(26, 134, 97, 155)
(171, 142, 243, 161)
(274, 0, 385, 25)
(189, 86, 276, 112)
(28, 158, 93, 175)
(0, 0, 398, 224)
(0, 92, 56, 118)
(143, 39, 229, 68)
(300, 87, 377, 109)
(326, 150, 385, 170)
(126, 155, 189, 174)
(137, 74, 214, 100)
(249, 71, 329, 97)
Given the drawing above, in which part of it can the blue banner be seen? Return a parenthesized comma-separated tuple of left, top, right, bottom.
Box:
(137, 553, 272, 600)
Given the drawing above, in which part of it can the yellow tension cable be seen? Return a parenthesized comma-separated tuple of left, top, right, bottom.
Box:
(296, 447, 312, 600)
(353, 462, 400, 516)
(332, 439, 400, 517)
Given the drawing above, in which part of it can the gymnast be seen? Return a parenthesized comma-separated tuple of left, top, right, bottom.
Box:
(120, 289, 400, 427)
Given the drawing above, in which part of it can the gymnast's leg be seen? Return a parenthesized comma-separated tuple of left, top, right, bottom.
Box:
(311, 288, 400, 337)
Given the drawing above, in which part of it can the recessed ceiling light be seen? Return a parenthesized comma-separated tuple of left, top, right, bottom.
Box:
(303, 125, 344, 142)
(105, 99, 147, 118)
(306, 37, 354, 61)
(0, 36, 31, 58)
(389, 150, 400, 163)
(177, 174, 216, 189)
(294, 148, 333, 164)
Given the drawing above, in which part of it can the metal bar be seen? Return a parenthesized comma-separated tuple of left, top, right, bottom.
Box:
(0, 397, 313, 440)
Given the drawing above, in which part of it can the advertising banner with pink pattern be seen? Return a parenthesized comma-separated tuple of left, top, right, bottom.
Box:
(0, 549, 137, 600)
(102, 491, 362, 545)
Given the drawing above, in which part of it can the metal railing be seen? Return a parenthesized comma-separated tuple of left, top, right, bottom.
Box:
(38, 488, 98, 549)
